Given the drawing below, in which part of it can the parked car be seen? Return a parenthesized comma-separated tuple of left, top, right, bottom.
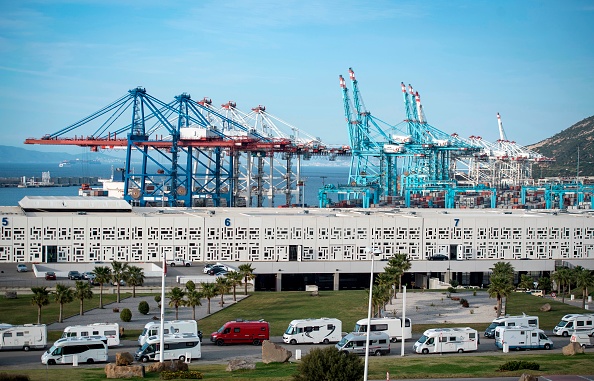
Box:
(429, 254, 449, 261)
(203, 264, 217, 274)
(67, 270, 82, 280)
(112, 279, 126, 286)
(214, 271, 229, 277)
(82, 272, 94, 280)
(208, 267, 228, 276)
(45, 271, 57, 280)
(16, 264, 28, 272)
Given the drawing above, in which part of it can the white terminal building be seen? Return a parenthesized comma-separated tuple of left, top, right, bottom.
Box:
(1, 196, 593, 291)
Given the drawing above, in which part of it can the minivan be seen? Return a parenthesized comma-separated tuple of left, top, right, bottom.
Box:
(335, 331, 390, 356)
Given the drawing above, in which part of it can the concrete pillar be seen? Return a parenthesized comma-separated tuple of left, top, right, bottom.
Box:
(276, 273, 282, 292)
(333, 272, 340, 291)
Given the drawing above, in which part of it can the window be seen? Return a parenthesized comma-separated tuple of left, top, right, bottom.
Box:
(185, 341, 197, 347)
(328, 324, 335, 330)
(379, 339, 387, 344)
(3, 333, 11, 338)
(92, 331, 99, 335)
(577, 321, 584, 327)
(532, 333, 537, 337)
(104, 330, 116, 337)
(469, 332, 475, 339)
(81, 331, 89, 336)
(305, 326, 313, 333)
(16, 332, 24, 337)
(234, 328, 240, 333)
(528, 319, 537, 325)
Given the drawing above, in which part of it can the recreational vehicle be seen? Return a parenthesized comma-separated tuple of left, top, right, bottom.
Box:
(353, 317, 412, 342)
(335, 331, 391, 356)
(134, 333, 201, 362)
(138, 320, 199, 346)
(61, 323, 120, 347)
(494, 326, 553, 350)
(0, 324, 47, 351)
(41, 337, 108, 365)
(282, 318, 342, 344)
(210, 319, 269, 346)
(413, 327, 478, 354)
(484, 314, 539, 338)
(570, 331, 594, 348)
(553, 314, 594, 337)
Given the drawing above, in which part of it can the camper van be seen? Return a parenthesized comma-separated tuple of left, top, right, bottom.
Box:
(413, 327, 478, 354)
(41, 337, 108, 365)
(553, 314, 594, 337)
(283, 318, 342, 344)
(335, 331, 391, 356)
(494, 326, 553, 350)
(484, 314, 539, 338)
(210, 320, 269, 346)
(0, 324, 47, 351)
(138, 320, 199, 346)
(353, 317, 412, 342)
(134, 333, 201, 363)
(570, 331, 594, 348)
(61, 323, 120, 347)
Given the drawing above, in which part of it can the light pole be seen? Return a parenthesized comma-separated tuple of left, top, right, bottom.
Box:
(364, 247, 381, 381)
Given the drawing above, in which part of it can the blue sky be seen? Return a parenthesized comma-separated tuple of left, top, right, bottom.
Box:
(1, 0, 593, 152)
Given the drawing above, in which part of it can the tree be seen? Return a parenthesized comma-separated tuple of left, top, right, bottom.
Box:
(167, 287, 186, 320)
(73, 281, 93, 316)
(185, 282, 203, 321)
(537, 276, 552, 294)
(125, 265, 145, 298)
(200, 282, 218, 315)
(215, 276, 232, 307)
(111, 260, 129, 303)
(92, 266, 112, 309)
(518, 274, 534, 290)
(294, 346, 363, 381)
(30, 287, 50, 324)
(385, 253, 411, 297)
(552, 268, 572, 303)
(375, 272, 394, 315)
(54, 284, 74, 323)
(238, 263, 256, 295)
(575, 268, 594, 309)
(225, 271, 243, 302)
(488, 261, 515, 317)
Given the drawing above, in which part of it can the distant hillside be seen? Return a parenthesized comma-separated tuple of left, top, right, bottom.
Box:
(0, 145, 124, 164)
(527, 116, 594, 177)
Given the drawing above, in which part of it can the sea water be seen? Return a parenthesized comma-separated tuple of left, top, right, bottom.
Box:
(0, 162, 350, 207)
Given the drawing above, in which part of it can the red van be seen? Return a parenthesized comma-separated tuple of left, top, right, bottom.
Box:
(210, 319, 269, 346)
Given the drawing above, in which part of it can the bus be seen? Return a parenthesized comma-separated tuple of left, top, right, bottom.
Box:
(41, 337, 108, 365)
(134, 333, 201, 363)
(61, 323, 120, 347)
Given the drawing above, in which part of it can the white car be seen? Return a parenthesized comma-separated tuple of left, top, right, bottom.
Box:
(16, 264, 28, 272)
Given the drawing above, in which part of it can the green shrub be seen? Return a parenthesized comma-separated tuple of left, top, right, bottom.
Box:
(447, 286, 457, 294)
(449, 279, 459, 288)
(161, 370, 203, 379)
(498, 360, 540, 371)
(154, 295, 161, 304)
(138, 300, 150, 315)
(120, 308, 132, 322)
(294, 346, 363, 381)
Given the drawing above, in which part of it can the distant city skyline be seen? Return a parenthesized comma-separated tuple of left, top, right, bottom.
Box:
(1, 0, 593, 152)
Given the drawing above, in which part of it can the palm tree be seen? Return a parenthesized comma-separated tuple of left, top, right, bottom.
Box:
(488, 261, 515, 317)
(92, 266, 112, 309)
(372, 279, 391, 317)
(111, 260, 129, 303)
(238, 263, 256, 295)
(225, 271, 243, 302)
(30, 287, 50, 324)
(518, 274, 534, 290)
(200, 282, 218, 314)
(126, 266, 145, 298)
(386, 253, 411, 296)
(552, 268, 572, 303)
(73, 281, 93, 316)
(54, 284, 74, 323)
(215, 276, 232, 307)
(184, 280, 202, 320)
(575, 268, 594, 309)
(167, 287, 186, 320)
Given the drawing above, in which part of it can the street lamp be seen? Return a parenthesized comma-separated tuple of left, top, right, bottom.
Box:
(364, 247, 381, 381)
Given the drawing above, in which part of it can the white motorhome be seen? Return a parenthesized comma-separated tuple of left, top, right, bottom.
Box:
(41, 337, 108, 365)
(353, 317, 412, 342)
(61, 323, 120, 347)
(0, 324, 47, 351)
(335, 331, 391, 356)
(134, 333, 201, 362)
(484, 314, 539, 338)
(282, 318, 342, 344)
(553, 314, 594, 337)
(413, 327, 478, 354)
(138, 320, 198, 346)
(495, 326, 553, 350)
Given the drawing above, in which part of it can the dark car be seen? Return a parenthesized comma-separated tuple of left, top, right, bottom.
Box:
(429, 254, 449, 261)
(67, 270, 82, 280)
(208, 267, 228, 276)
(45, 271, 57, 280)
